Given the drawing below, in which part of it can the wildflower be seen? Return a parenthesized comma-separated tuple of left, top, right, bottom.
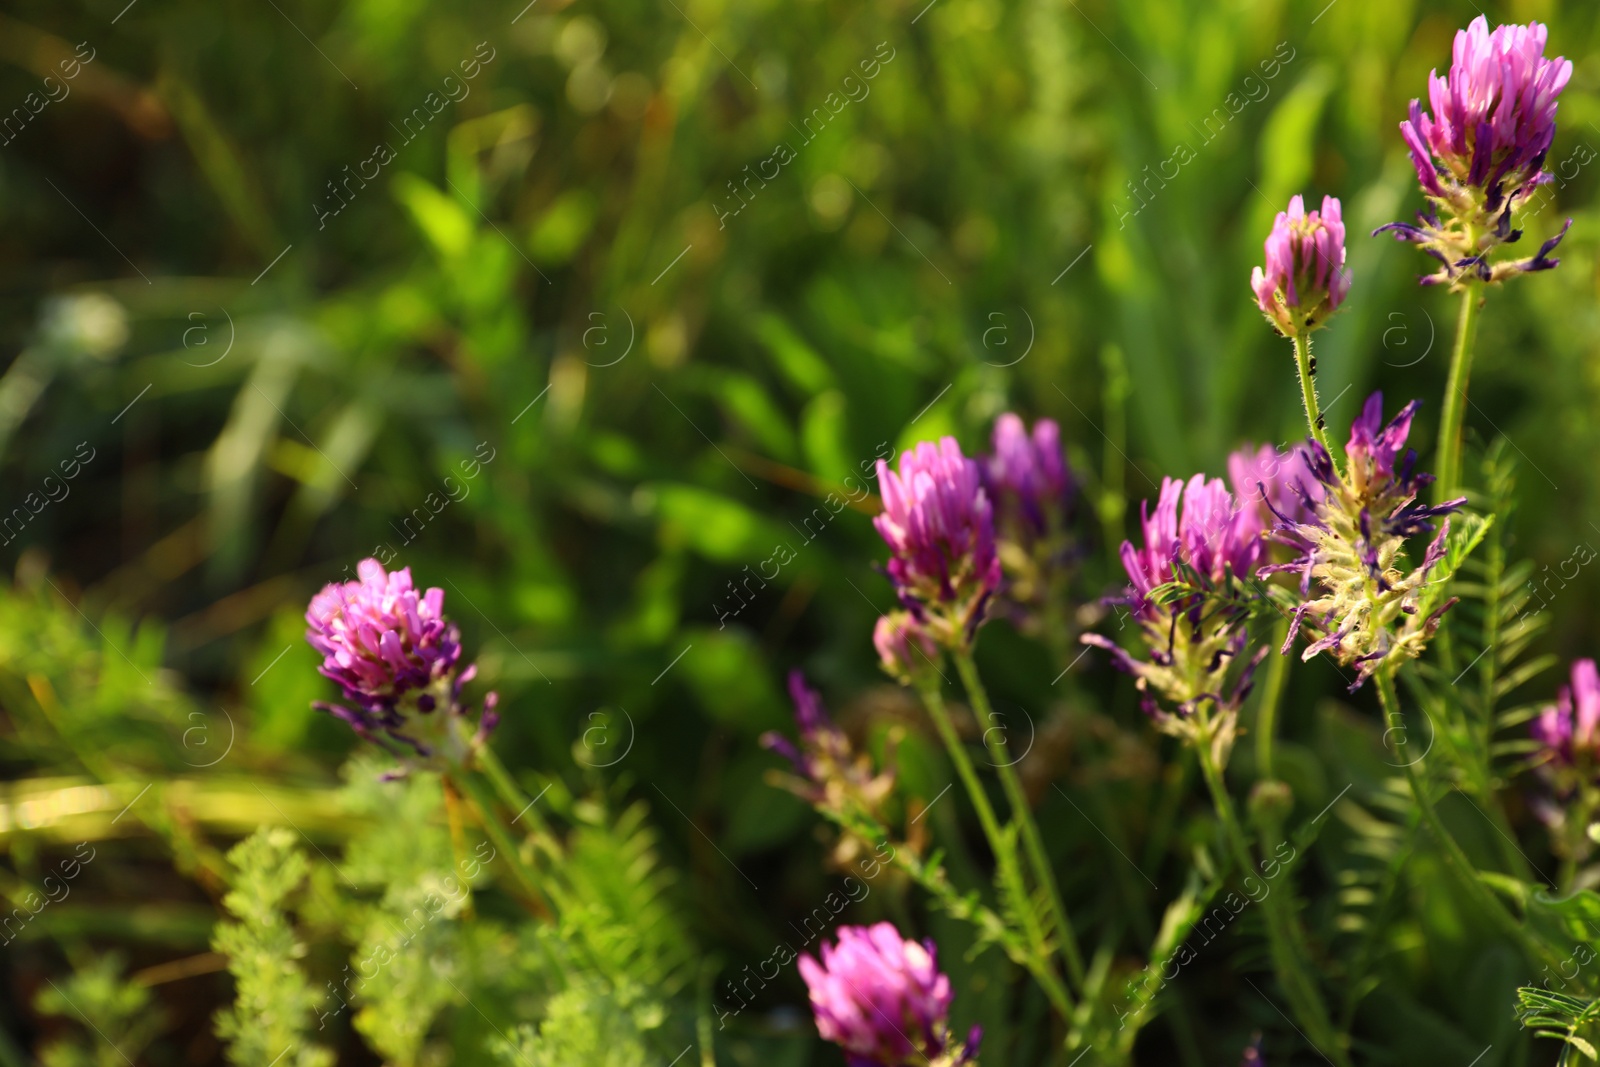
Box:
(1264, 394, 1466, 690)
(875, 438, 1002, 650)
(1082, 475, 1266, 761)
(983, 414, 1073, 544)
(981, 414, 1080, 635)
(762, 671, 896, 822)
(305, 559, 497, 769)
(874, 612, 943, 688)
(1228, 442, 1324, 538)
(1532, 659, 1600, 775)
(1376, 17, 1573, 287)
(1250, 195, 1351, 337)
(1241, 1035, 1265, 1067)
(798, 923, 981, 1067)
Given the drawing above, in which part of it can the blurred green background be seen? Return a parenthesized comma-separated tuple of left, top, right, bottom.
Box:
(1, 0, 1598, 1062)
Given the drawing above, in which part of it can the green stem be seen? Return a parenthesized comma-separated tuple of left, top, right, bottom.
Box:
(954, 650, 1088, 991)
(914, 678, 1076, 1020)
(448, 769, 554, 918)
(1374, 669, 1561, 972)
(1292, 331, 1329, 453)
(477, 745, 558, 846)
(1558, 789, 1598, 895)
(1194, 733, 1350, 1067)
(1559, 855, 1580, 897)
(1255, 621, 1291, 781)
(1435, 283, 1483, 503)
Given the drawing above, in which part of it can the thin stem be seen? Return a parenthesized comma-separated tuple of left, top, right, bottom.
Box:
(1194, 734, 1350, 1067)
(1255, 622, 1292, 781)
(1435, 283, 1483, 503)
(1291, 331, 1329, 452)
(1374, 669, 1561, 972)
(954, 650, 1088, 991)
(448, 769, 553, 919)
(914, 678, 1076, 1020)
(1558, 788, 1598, 895)
(478, 745, 558, 846)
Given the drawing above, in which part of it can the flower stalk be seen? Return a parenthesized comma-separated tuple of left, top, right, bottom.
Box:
(953, 649, 1087, 991)
(1254, 619, 1292, 781)
(447, 768, 553, 918)
(1434, 281, 1483, 503)
(1374, 668, 1562, 974)
(1193, 711, 1350, 1067)
(913, 677, 1076, 1022)
(1292, 332, 1329, 453)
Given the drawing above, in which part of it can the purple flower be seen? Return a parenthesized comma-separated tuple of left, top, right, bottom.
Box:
(1264, 394, 1467, 690)
(983, 414, 1072, 541)
(761, 671, 895, 818)
(875, 438, 1002, 649)
(1251, 195, 1351, 337)
(1377, 17, 1574, 287)
(1227, 443, 1323, 536)
(307, 559, 461, 712)
(798, 923, 978, 1067)
(1336, 393, 1463, 539)
(980, 414, 1081, 636)
(1402, 17, 1571, 211)
(1532, 659, 1600, 769)
(305, 559, 495, 768)
(1083, 476, 1266, 757)
(874, 612, 943, 687)
(1117, 475, 1262, 620)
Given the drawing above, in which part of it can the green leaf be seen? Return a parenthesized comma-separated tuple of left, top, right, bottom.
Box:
(529, 189, 598, 265)
(393, 174, 474, 260)
(650, 483, 789, 563)
(752, 313, 835, 395)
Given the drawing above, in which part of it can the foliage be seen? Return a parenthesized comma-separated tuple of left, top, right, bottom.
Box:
(211, 829, 336, 1067)
(2, 0, 1600, 1063)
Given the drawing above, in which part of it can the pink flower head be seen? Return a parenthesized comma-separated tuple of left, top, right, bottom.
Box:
(1251, 195, 1351, 336)
(1401, 17, 1571, 211)
(798, 923, 976, 1067)
(1533, 659, 1600, 768)
(305, 559, 497, 769)
(875, 438, 1001, 649)
(1227, 442, 1324, 535)
(306, 559, 461, 712)
(983, 414, 1072, 540)
(1378, 18, 1574, 287)
(1118, 475, 1261, 620)
(1084, 475, 1267, 740)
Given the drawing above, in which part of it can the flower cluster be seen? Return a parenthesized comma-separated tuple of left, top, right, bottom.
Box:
(1263, 394, 1465, 689)
(1083, 474, 1266, 760)
(983, 414, 1073, 546)
(1251, 194, 1351, 337)
(799, 922, 980, 1067)
(1228, 442, 1323, 538)
(875, 438, 1002, 650)
(1532, 659, 1600, 782)
(981, 414, 1079, 634)
(1527, 658, 1600, 872)
(762, 671, 896, 825)
(1377, 16, 1574, 287)
(305, 559, 497, 771)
